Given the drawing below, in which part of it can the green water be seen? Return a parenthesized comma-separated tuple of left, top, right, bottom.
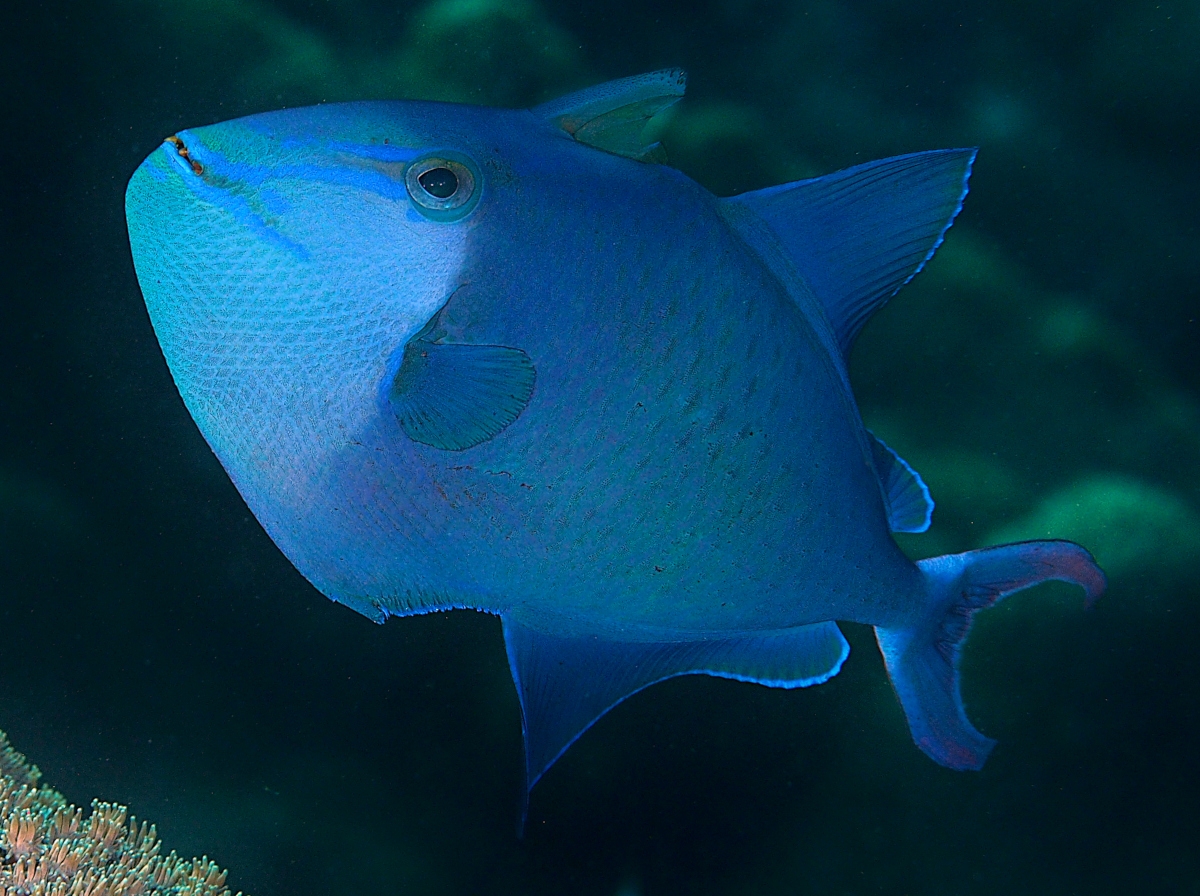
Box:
(3, 1, 1197, 893)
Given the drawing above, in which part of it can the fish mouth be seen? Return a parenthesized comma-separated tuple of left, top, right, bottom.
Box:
(153, 129, 312, 261)
(165, 134, 204, 176)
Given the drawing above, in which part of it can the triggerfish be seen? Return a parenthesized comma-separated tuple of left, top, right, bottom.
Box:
(125, 70, 1105, 818)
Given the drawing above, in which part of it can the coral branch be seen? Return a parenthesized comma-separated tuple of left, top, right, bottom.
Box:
(0, 727, 245, 896)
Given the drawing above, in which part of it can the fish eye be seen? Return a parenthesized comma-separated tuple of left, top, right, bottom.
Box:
(418, 166, 458, 199)
(405, 155, 479, 219)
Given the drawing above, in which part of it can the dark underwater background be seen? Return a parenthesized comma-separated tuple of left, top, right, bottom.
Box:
(4, 0, 1199, 893)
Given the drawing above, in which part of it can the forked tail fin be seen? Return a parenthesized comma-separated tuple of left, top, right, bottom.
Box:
(875, 540, 1106, 770)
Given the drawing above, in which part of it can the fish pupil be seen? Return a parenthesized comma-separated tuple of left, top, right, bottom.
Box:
(418, 167, 459, 199)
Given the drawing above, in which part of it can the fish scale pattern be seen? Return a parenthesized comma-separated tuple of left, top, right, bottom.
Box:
(126, 76, 1106, 787)
(129, 144, 467, 581)
(309, 148, 900, 633)
(128, 99, 917, 638)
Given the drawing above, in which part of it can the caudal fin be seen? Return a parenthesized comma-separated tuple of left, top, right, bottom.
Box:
(875, 540, 1106, 770)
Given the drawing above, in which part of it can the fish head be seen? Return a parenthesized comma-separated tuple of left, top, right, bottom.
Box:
(125, 73, 691, 605)
(124, 101, 540, 481)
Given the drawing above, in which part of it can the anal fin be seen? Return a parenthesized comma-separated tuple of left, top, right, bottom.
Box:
(502, 615, 850, 825)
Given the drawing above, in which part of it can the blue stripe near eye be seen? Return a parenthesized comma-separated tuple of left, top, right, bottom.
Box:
(162, 141, 311, 260)
(258, 188, 291, 217)
(181, 129, 414, 200)
(325, 141, 421, 163)
(165, 129, 424, 259)
(257, 121, 422, 163)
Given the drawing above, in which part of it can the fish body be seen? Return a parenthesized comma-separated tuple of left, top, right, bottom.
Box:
(126, 71, 1104, 805)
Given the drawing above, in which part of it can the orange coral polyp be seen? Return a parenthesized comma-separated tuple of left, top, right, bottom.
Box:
(0, 727, 244, 896)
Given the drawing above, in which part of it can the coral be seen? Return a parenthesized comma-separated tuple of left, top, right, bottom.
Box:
(0, 728, 242, 896)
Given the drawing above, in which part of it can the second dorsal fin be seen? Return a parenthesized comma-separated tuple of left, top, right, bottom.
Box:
(533, 69, 687, 161)
(726, 149, 976, 358)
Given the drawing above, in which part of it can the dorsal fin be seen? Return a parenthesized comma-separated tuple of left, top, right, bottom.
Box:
(726, 149, 976, 357)
(533, 69, 686, 161)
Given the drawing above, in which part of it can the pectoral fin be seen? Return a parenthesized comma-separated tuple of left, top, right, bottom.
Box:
(389, 339, 535, 451)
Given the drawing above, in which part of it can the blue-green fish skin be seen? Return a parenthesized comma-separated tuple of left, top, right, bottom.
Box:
(125, 71, 1105, 804)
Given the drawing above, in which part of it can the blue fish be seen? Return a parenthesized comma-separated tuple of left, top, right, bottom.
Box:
(125, 70, 1105, 814)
